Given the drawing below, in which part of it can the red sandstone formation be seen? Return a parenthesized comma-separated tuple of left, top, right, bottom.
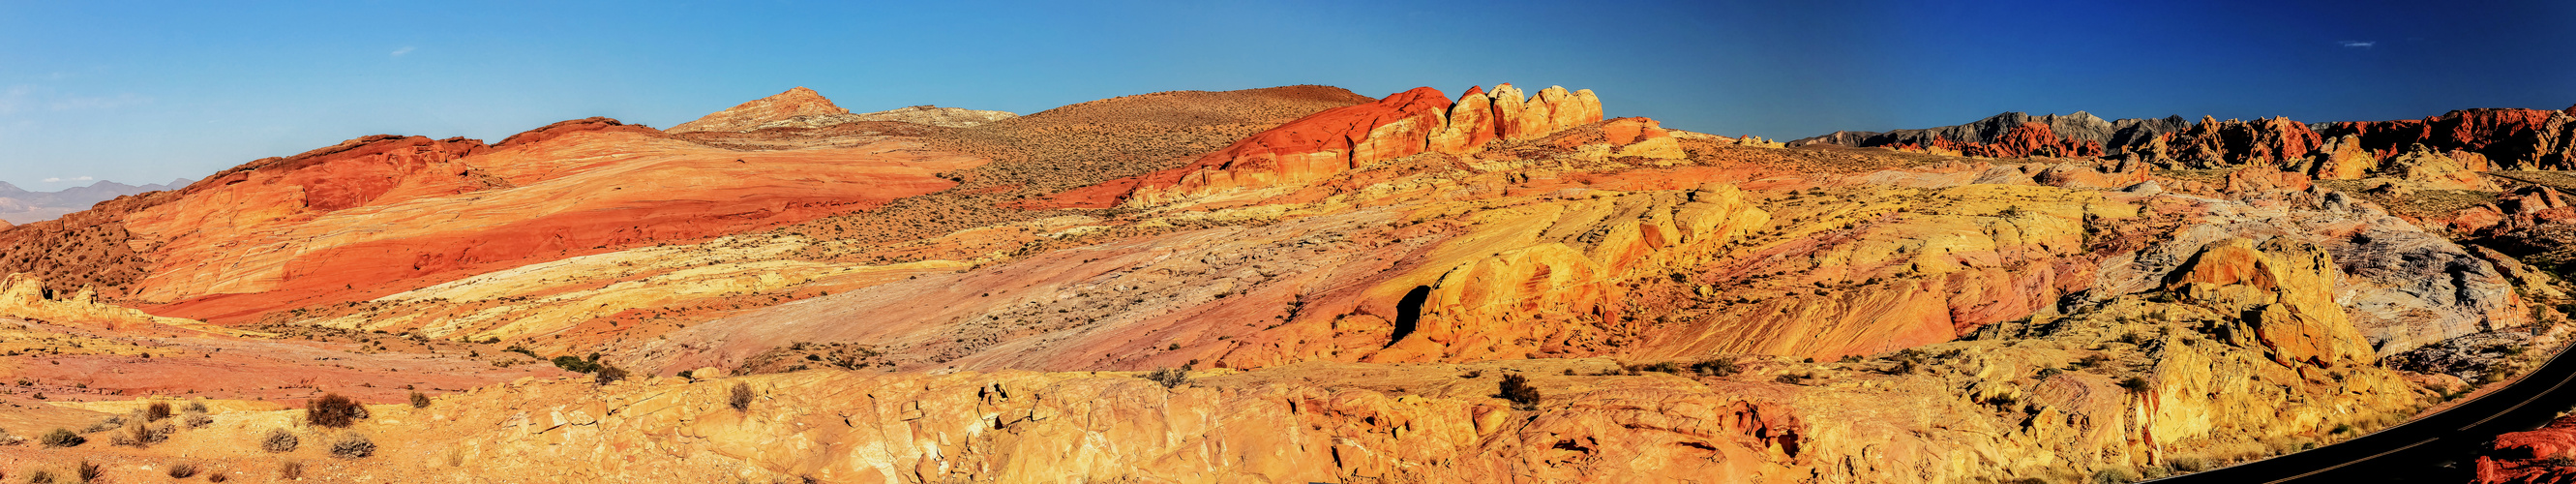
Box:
(2321, 107, 2576, 169)
(2477, 414, 2576, 483)
(1063, 83, 1606, 206)
(665, 86, 850, 134)
(1955, 122, 2105, 159)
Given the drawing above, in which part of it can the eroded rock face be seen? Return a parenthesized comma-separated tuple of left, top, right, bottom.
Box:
(1119, 83, 1607, 206)
(0, 273, 202, 330)
(666, 87, 851, 134)
(0, 82, 2559, 483)
(2478, 414, 2576, 483)
(738, 105, 1020, 131)
(2321, 107, 2576, 170)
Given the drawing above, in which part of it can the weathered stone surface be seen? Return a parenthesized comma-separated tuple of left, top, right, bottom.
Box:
(741, 105, 1020, 131)
(1116, 83, 1607, 206)
(666, 86, 851, 134)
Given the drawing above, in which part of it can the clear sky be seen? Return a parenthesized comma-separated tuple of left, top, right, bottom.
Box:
(2, 0, 2570, 190)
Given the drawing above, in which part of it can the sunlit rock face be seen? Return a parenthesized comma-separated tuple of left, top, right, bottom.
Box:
(0, 82, 2559, 483)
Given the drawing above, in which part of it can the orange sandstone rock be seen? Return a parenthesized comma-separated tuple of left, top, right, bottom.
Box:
(665, 86, 850, 134)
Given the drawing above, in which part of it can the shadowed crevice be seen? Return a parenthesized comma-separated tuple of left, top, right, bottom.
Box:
(1388, 285, 1430, 348)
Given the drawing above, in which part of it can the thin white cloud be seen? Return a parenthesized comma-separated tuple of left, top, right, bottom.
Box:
(391, 46, 415, 57)
(47, 93, 150, 111)
(73, 176, 92, 181)
(2339, 41, 2376, 47)
(0, 85, 28, 114)
(40, 177, 59, 183)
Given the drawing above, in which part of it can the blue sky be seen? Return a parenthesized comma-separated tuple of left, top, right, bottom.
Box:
(2, 0, 2570, 190)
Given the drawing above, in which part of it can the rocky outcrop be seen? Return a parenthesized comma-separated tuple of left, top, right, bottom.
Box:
(666, 87, 851, 134)
(2163, 238, 2371, 367)
(1956, 122, 2104, 159)
(2320, 106, 2576, 170)
(2478, 414, 2576, 483)
(1791, 111, 2186, 151)
(494, 116, 663, 149)
(742, 105, 1020, 131)
(0, 273, 202, 329)
(1108, 83, 1605, 206)
(2121, 116, 2324, 168)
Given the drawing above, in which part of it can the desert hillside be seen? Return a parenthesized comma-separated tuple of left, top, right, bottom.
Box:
(1, 83, 2573, 483)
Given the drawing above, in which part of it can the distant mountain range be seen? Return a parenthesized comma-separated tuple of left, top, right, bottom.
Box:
(0, 178, 194, 225)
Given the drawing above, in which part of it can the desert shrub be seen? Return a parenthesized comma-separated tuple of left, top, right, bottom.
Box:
(280, 461, 304, 479)
(1143, 368, 1189, 388)
(209, 471, 230, 482)
(330, 433, 375, 459)
(184, 412, 215, 429)
(167, 462, 199, 478)
(2090, 466, 2140, 483)
(1636, 361, 1681, 374)
(145, 401, 173, 421)
(185, 401, 209, 413)
(1497, 374, 1542, 409)
(728, 382, 755, 411)
(39, 428, 82, 447)
(306, 393, 366, 428)
(83, 415, 124, 433)
(553, 355, 602, 374)
(2035, 367, 2062, 378)
(2076, 353, 2112, 369)
(594, 365, 630, 385)
(260, 428, 299, 453)
(1776, 373, 1807, 384)
(112, 421, 171, 447)
(1688, 357, 1741, 377)
(676, 370, 696, 380)
(409, 391, 432, 408)
(1460, 370, 1483, 378)
(2118, 377, 2153, 392)
(2332, 423, 2355, 435)
(25, 469, 50, 483)
(75, 462, 101, 482)
(2168, 455, 2213, 472)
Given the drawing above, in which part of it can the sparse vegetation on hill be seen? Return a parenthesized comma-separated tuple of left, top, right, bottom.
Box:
(1497, 374, 1542, 410)
(261, 428, 298, 453)
(307, 393, 366, 428)
(729, 382, 755, 412)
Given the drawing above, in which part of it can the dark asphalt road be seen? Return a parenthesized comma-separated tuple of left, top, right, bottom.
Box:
(2150, 345, 2576, 483)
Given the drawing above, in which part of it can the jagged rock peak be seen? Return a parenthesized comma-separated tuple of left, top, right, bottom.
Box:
(667, 86, 852, 134)
(1790, 110, 2186, 150)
